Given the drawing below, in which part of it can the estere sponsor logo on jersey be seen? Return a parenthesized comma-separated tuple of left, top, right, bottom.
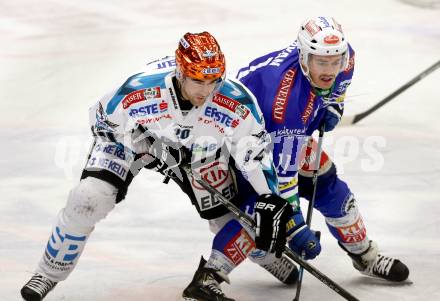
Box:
(204, 106, 240, 128)
(129, 100, 168, 118)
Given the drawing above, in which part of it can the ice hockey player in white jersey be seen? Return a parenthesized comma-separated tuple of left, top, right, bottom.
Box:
(20, 32, 300, 301)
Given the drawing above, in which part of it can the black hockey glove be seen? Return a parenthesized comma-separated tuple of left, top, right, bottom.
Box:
(254, 194, 294, 258)
(142, 134, 191, 180)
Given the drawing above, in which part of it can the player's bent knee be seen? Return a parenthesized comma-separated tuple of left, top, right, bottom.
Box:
(208, 213, 235, 234)
(212, 219, 255, 267)
(325, 196, 360, 229)
(64, 177, 118, 228)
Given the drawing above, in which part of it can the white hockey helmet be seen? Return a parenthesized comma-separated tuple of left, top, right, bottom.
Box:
(297, 17, 349, 77)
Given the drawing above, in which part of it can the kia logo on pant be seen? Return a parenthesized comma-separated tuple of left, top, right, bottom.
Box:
(192, 161, 230, 190)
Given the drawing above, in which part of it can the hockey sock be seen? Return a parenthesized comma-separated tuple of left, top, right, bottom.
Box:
(205, 219, 255, 275)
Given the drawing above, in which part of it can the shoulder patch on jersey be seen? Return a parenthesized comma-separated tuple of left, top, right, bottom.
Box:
(220, 79, 262, 123)
(122, 86, 161, 109)
(96, 102, 119, 132)
(106, 72, 169, 115)
(146, 56, 176, 71)
(221, 80, 244, 98)
(336, 80, 351, 94)
(212, 93, 250, 120)
(269, 43, 299, 67)
(124, 72, 168, 90)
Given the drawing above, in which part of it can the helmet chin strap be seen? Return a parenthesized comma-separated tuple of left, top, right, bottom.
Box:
(173, 72, 225, 107)
(173, 73, 190, 103)
(300, 53, 321, 89)
(175, 66, 185, 83)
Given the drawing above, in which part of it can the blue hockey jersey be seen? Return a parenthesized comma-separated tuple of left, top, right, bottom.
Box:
(237, 42, 355, 205)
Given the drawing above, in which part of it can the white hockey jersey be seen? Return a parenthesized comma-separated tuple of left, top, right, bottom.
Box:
(85, 56, 279, 217)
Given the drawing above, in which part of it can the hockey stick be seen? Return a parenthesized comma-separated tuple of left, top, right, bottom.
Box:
(293, 124, 325, 301)
(182, 165, 360, 301)
(340, 59, 440, 125)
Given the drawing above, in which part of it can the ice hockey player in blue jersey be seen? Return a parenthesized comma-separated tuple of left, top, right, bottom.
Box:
(20, 32, 298, 301)
(236, 16, 409, 283)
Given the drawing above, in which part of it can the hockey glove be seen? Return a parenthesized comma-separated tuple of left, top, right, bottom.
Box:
(322, 104, 343, 132)
(254, 194, 294, 258)
(141, 133, 190, 179)
(286, 210, 321, 260)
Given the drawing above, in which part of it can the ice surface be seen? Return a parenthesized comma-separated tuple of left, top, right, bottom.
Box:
(1, 0, 439, 300)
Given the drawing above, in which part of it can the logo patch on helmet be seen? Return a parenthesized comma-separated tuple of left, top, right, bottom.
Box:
(202, 67, 221, 74)
(305, 20, 320, 36)
(324, 35, 340, 44)
(180, 37, 190, 49)
(332, 18, 343, 33)
(318, 17, 331, 28)
(202, 50, 217, 58)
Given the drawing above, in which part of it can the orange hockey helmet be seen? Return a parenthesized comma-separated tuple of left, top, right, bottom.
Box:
(175, 32, 226, 81)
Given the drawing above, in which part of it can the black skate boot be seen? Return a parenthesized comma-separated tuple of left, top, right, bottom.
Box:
(260, 253, 299, 285)
(182, 257, 235, 301)
(341, 240, 409, 282)
(21, 273, 57, 301)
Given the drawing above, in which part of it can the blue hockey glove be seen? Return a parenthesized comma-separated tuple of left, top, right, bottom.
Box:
(286, 210, 321, 260)
(322, 104, 343, 132)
